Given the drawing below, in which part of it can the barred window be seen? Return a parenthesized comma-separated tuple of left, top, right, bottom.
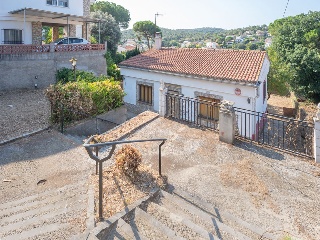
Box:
(47, 0, 69, 7)
(138, 84, 152, 104)
(263, 81, 266, 103)
(199, 96, 220, 120)
(3, 29, 23, 44)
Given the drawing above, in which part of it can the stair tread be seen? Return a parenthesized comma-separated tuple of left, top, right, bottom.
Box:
(135, 207, 185, 240)
(161, 190, 252, 240)
(0, 180, 87, 211)
(117, 218, 148, 240)
(150, 201, 219, 240)
(2, 223, 70, 240)
(170, 189, 277, 240)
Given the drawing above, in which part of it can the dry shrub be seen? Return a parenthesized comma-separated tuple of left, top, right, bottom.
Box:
(115, 145, 142, 177)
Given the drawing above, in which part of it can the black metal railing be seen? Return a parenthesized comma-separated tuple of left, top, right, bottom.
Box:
(234, 107, 314, 157)
(165, 93, 220, 130)
(83, 137, 167, 221)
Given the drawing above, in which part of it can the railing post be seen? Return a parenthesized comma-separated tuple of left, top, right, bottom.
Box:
(219, 100, 236, 144)
(314, 103, 320, 163)
(159, 140, 165, 176)
(98, 161, 103, 221)
(159, 81, 167, 117)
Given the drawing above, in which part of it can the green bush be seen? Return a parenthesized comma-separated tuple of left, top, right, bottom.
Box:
(125, 47, 141, 60)
(56, 67, 109, 84)
(46, 80, 125, 123)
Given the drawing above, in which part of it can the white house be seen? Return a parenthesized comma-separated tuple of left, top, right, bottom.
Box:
(0, 0, 92, 45)
(119, 35, 270, 138)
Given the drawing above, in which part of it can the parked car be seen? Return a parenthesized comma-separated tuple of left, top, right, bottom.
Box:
(53, 37, 90, 45)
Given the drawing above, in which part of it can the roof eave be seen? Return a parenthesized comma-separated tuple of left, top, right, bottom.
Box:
(119, 65, 258, 87)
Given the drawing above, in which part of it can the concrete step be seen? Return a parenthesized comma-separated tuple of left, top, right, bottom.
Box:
(160, 190, 252, 240)
(145, 201, 213, 240)
(0, 180, 87, 212)
(115, 218, 148, 240)
(0, 181, 88, 239)
(128, 207, 185, 240)
(168, 189, 277, 240)
(2, 223, 70, 240)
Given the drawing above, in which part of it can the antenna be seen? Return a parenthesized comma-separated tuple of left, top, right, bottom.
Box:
(283, 0, 290, 17)
(155, 12, 163, 26)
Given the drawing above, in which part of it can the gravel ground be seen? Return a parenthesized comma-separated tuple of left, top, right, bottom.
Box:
(121, 117, 320, 240)
(0, 130, 93, 239)
(0, 89, 50, 143)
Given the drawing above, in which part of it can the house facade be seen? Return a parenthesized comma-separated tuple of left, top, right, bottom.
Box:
(119, 36, 270, 138)
(0, 0, 93, 45)
(120, 40, 269, 114)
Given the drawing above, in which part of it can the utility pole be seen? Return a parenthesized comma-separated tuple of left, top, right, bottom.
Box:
(155, 12, 163, 26)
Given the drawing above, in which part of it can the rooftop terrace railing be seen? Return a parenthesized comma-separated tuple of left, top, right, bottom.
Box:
(0, 44, 105, 54)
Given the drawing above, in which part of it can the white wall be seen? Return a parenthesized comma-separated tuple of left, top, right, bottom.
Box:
(0, 20, 32, 44)
(0, 0, 85, 44)
(122, 67, 257, 111)
(0, 0, 84, 18)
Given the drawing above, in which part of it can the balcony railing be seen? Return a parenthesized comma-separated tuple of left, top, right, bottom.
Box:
(0, 44, 105, 54)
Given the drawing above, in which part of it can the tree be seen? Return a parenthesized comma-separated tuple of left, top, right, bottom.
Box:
(269, 11, 320, 101)
(91, 11, 121, 54)
(91, 1, 130, 29)
(133, 21, 161, 49)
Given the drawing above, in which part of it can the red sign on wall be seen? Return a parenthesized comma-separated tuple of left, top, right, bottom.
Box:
(235, 88, 241, 96)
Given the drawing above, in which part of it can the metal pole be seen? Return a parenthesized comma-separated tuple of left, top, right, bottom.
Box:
(23, 8, 26, 44)
(67, 16, 69, 44)
(98, 161, 103, 221)
(74, 66, 76, 82)
(159, 140, 165, 176)
(95, 147, 98, 175)
(86, 22, 88, 40)
(98, 21, 101, 44)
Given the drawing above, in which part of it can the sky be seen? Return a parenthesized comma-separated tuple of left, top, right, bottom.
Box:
(102, 0, 320, 30)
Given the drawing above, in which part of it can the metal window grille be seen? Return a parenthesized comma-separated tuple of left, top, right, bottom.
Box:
(3, 29, 23, 44)
(139, 85, 152, 104)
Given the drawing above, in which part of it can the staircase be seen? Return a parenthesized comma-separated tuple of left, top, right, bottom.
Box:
(0, 181, 90, 240)
(103, 189, 277, 240)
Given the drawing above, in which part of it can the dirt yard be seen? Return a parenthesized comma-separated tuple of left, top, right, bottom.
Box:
(108, 117, 320, 240)
(267, 94, 318, 122)
(0, 89, 51, 143)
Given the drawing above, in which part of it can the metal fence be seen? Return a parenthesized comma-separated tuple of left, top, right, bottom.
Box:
(234, 107, 314, 157)
(165, 93, 220, 130)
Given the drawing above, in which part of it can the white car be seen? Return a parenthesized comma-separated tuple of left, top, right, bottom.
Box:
(53, 37, 90, 45)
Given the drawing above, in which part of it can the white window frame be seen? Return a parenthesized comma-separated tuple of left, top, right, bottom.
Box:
(46, 0, 69, 7)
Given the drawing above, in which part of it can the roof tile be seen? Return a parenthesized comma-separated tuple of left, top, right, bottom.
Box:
(119, 48, 267, 83)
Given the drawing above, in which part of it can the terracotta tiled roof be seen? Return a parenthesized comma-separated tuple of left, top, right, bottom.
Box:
(119, 48, 267, 83)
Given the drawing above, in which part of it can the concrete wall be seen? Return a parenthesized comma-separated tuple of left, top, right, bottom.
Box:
(0, 50, 107, 91)
(64, 106, 127, 137)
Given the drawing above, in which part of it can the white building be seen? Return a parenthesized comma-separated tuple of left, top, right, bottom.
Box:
(0, 0, 92, 45)
(119, 35, 270, 139)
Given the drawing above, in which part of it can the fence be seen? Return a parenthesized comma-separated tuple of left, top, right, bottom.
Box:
(0, 44, 105, 54)
(165, 93, 220, 130)
(234, 107, 314, 157)
(164, 93, 315, 158)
